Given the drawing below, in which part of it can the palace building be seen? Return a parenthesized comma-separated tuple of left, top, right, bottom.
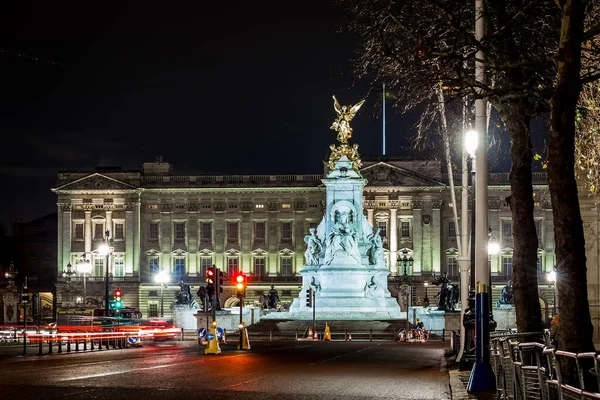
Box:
(53, 156, 560, 322)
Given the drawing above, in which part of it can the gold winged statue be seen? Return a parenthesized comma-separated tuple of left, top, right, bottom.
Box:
(330, 96, 366, 144)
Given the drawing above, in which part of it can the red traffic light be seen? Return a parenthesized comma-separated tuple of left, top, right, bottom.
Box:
(114, 289, 122, 297)
(207, 268, 215, 277)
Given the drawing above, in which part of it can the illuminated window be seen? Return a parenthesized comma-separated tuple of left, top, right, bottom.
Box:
(282, 204, 291, 209)
(280, 257, 293, 276)
(502, 255, 513, 277)
(174, 258, 186, 277)
(447, 256, 458, 278)
(148, 205, 158, 210)
(228, 222, 238, 242)
(255, 204, 264, 209)
(149, 223, 159, 240)
(448, 221, 456, 239)
(254, 257, 266, 276)
(148, 303, 158, 318)
(174, 222, 185, 240)
(255, 222, 265, 241)
(148, 258, 159, 275)
(74, 223, 84, 240)
(227, 257, 239, 276)
(114, 223, 124, 240)
(200, 257, 212, 277)
(114, 257, 124, 277)
(201, 222, 212, 241)
(94, 258, 104, 277)
(282, 222, 292, 240)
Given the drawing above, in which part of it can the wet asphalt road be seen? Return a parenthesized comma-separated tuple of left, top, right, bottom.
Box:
(0, 340, 451, 400)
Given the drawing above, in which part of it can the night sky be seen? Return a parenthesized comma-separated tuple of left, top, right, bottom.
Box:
(0, 1, 519, 233)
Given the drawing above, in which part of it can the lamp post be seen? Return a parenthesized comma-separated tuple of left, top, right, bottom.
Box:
(154, 269, 170, 318)
(397, 250, 413, 328)
(98, 231, 114, 318)
(547, 269, 557, 316)
(423, 282, 430, 307)
(5, 262, 18, 291)
(62, 262, 75, 289)
(75, 254, 92, 306)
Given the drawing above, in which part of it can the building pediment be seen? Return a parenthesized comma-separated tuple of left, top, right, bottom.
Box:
(54, 173, 139, 192)
(361, 162, 444, 187)
(198, 247, 214, 255)
(278, 248, 295, 255)
(145, 249, 161, 256)
(251, 247, 268, 255)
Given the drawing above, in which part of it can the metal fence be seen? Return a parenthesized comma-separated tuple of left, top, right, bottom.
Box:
(488, 331, 600, 400)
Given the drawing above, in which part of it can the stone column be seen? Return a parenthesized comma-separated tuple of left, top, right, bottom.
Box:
(365, 200, 375, 229)
(133, 200, 141, 275)
(106, 209, 113, 238)
(84, 206, 92, 254)
(60, 204, 73, 273)
(125, 203, 134, 274)
(412, 200, 423, 274)
(160, 203, 173, 272)
(187, 203, 199, 275)
(432, 199, 442, 274)
(389, 201, 398, 274)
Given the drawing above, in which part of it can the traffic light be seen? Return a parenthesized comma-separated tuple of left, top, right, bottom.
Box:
(305, 287, 313, 308)
(113, 288, 123, 309)
(217, 268, 224, 294)
(206, 267, 215, 285)
(235, 273, 246, 298)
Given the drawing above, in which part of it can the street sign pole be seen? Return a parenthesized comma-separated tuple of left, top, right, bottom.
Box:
(312, 289, 316, 339)
(23, 277, 28, 356)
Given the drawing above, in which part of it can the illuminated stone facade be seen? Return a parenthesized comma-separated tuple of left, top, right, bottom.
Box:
(53, 158, 557, 321)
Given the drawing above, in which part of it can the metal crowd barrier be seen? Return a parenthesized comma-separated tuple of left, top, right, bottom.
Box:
(488, 331, 600, 400)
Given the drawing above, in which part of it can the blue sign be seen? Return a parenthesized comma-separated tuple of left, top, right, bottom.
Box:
(127, 337, 139, 345)
(198, 328, 207, 338)
(207, 333, 215, 341)
(216, 327, 224, 339)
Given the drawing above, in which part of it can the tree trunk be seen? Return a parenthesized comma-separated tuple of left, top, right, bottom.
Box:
(549, 0, 595, 386)
(499, 104, 544, 334)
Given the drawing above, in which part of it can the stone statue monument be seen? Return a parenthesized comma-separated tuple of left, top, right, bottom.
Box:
(304, 228, 323, 266)
(497, 280, 514, 307)
(286, 96, 402, 320)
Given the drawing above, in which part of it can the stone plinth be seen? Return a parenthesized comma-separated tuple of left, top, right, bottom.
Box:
(194, 307, 260, 332)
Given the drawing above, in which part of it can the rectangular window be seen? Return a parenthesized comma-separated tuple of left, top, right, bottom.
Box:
(94, 223, 104, 240)
(149, 223, 159, 240)
(503, 220, 513, 238)
(401, 221, 410, 238)
(378, 221, 387, 237)
(74, 223, 84, 240)
(114, 223, 124, 240)
(448, 221, 456, 239)
(228, 222, 238, 242)
(227, 257, 239, 276)
(94, 258, 104, 277)
(281, 222, 292, 240)
(447, 257, 458, 278)
(255, 204, 264, 209)
(200, 257, 212, 277)
(148, 303, 158, 318)
(280, 257, 293, 276)
(148, 258, 159, 275)
(174, 222, 185, 240)
(535, 219, 542, 239)
(282, 204, 291, 209)
(502, 256, 513, 277)
(537, 255, 542, 276)
(254, 258, 266, 276)
(114, 257, 124, 277)
(174, 258, 186, 277)
(255, 222, 265, 241)
(201, 222, 212, 241)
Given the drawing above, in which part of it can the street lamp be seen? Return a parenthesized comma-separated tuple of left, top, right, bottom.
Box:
(5, 262, 18, 292)
(98, 230, 114, 317)
(423, 282, 430, 307)
(397, 249, 414, 281)
(75, 254, 92, 306)
(154, 269, 170, 318)
(547, 269, 557, 315)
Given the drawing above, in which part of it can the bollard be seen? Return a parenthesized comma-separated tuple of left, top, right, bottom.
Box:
(105, 336, 109, 350)
(38, 338, 43, 356)
(58, 338, 63, 353)
(67, 337, 71, 352)
(48, 339, 53, 354)
(112, 335, 116, 349)
(181, 328, 184, 342)
(118, 335, 123, 349)
(98, 337, 102, 351)
(295, 329, 298, 341)
(83, 336, 87, 351)
(75, 338, 79, 352)
(90, 337, 94, 351)
(369, 329, 373, 342)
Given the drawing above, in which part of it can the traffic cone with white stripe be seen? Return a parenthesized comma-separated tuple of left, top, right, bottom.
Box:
(221, 329, 227, 345)
(348, 332, 352, 342)
(308, 327, 313, 338)
(313, 331, 318, 340)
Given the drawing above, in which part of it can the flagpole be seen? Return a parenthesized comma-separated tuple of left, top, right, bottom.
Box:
(382, 83, 386, 155)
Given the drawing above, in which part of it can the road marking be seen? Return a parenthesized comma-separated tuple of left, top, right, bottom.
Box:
(216, 376, 264, 390)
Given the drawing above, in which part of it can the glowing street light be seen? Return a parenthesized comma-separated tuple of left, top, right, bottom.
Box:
(154, 269, 170, 317)
(98, 231, 114, 317)
(75, 254, 92, 305)
(547, 269, 557, 315)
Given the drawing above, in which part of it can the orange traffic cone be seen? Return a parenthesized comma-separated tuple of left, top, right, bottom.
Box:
(308, 327, 313, 338)
(313, 331, 318, 340)
(348, 333, 352, 342)
(221, 329, 227, 345)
